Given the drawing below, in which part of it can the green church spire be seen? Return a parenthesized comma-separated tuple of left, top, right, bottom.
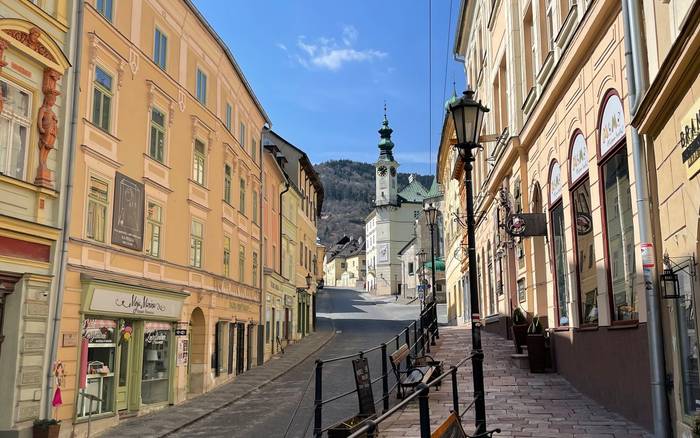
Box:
(378, 103, 395, 161)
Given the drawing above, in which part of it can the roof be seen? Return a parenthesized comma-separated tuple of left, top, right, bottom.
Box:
(398, 237, 416, 256)
(183, 0, 271, 125)
(398, 178, 429, 202)
(426, 177, 442, 197)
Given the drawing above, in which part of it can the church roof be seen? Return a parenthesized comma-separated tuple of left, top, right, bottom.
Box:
(398, 178, 429, 202)
(425, 177, 442, 198)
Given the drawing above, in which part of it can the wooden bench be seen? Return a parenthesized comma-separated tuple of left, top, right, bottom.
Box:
(390, 344, 439, 399)
(432, 412, 501, 438)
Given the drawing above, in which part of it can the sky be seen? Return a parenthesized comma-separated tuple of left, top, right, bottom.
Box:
(193, 0, 466, 175)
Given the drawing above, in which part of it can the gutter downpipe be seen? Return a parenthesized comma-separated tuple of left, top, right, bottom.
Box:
(280, 180, 290, 276)
(45, 0, 84, 415)
(620, 0, 670, 435)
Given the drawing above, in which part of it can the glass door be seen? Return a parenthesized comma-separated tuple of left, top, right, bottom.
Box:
(116, 320, 132, 411)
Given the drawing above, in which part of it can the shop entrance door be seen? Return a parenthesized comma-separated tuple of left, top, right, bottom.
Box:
(236, 323, 245, 374)
(228, 323, 234, 375)
(247, 325, 253, 370)
(116, 320, 132, 412)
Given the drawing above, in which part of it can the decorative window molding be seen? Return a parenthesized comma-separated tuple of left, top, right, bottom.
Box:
(536, 50, 555, 88)
(555, 3, 579, 52)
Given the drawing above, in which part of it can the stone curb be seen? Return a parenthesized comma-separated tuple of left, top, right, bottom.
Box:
(160, 329, 336, 437)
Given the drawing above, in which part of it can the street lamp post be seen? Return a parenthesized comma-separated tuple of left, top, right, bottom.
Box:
(416, 249, 427, 310)
(449, 88, 489, 435)
(306, 273, 314, 333)
(424, 203, 439, 304)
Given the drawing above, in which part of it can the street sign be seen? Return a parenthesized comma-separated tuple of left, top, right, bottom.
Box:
(352, 357, 376, 416)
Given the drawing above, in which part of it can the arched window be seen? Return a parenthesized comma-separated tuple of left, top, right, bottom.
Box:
(569, 131, 598, 325)
(598, 90, 637, 321)
(549, 160, 569, 326)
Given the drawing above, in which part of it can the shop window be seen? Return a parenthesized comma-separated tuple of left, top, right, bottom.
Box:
(92, 67, 113, 132)
(572, 181, 597, 324)
(517, 278, 526, 303)
(0, 79, 31, 180)
(95, 0, 113, 22)
(142, 322, 171, 404)
(78, 319, 117, 417)
(149, 108, 166, 163)
(224, 164, 232, 204)
(87, 176, 109, 242)
(193, 139, 206, 186)
(673, 264, 700, 414)
(223, 236, 231, 277)
(153, 28, 167, 70)
(602, 147, 637, 320)
(550, 160, 570, 326)
(213, 321, 227, 377)
(196, 69, 207, 104)
(145, 202, 162, 257)
(190, 220, 203, 268)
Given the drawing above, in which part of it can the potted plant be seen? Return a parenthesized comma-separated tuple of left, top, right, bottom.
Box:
(33, 419, 61, 438)
(511, 307, 529, 354)
(526, 315, 546, 373)
(327, 414, 374, 438)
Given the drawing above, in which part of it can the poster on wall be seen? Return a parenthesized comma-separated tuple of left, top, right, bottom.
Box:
(378, 243, 389, 263)
(176, 338, 189, 366)
(112, 172, 145, 250)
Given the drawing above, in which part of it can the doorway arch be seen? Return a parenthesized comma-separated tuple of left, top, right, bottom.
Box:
(188, 307, 206, 395)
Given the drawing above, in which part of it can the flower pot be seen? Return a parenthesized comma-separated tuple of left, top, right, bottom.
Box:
(33, 423, 60, 438)
(526, 334, 546, 373)
(327, 415, 374, 438)
(511, 323, 528, 354)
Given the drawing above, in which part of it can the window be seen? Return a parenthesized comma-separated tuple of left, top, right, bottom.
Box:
(408, 262, 414, 275)
(252, 190, 258, 224)
(673, 264, 700, 414)
(224, 164, 232, 203)
(225, 103, 232, 131)
(239, 122, 246, 149)
(239, 245, 245, 283)
(572, 180, 597, 324)
(602, 146, 637, 321)
(95, 0, 113, 22)
(196, 69, 207, 104)
(251, 138, 257, 163)
(92, 67, 113, 132)
(141, 322, 170, 404)
(77, 319, 116, 417)
(523, 5, 536, 90)
(545, 0, 554, 52)
(190, 220, 203, 268)
(87, 177, 109, 242)
(551, 200, 569, 326)
(223, 236, 231, 277)
(252, 252, 258, 287)
(487, 244, 495, 315)
(149, 108, 165, 162)
(239, 177, 246, 215)
(193, 140, 205, 185)
(146, 202, 162, 257)
(0, 80, 31, 179)
(153, 28, 167, 70)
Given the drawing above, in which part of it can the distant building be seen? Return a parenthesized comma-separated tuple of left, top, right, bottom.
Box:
(323, 236, 364, 288)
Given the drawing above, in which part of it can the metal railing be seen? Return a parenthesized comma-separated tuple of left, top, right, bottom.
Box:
(312, 302, 439, 437)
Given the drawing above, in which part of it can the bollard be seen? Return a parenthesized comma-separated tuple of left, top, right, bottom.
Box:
(314, 359, 323, 438)
(417, 383, 431, 438)
(404, 326, 411, 369)
(451, 366, 459, 413)
(381, 343, 389, 412)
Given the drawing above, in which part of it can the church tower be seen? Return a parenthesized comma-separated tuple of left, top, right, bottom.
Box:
(375, 107, 399, 206)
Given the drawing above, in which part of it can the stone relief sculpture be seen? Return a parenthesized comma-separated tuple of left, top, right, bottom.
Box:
(35, 68, 61, 188)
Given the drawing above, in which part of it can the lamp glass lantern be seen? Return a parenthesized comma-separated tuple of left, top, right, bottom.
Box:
(660, 268, 681, 299)
(305, 273, 312, 289)
(448, 89, 489, 152)
(424, 203, 438, 227)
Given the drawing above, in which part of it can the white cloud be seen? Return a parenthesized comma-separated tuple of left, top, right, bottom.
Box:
(291, 26, 386, 72)
(276, 43, 288, 51)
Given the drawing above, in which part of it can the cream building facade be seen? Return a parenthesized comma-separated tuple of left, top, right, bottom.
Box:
(454, 0, 656, 427)
(54, 1, 269, 435)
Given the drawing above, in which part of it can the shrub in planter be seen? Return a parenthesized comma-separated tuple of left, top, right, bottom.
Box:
(526, 315, 546, 373)
(33, 419, 61, 438)
(511, 307, 529, 354)
(327, 415, 374, 438)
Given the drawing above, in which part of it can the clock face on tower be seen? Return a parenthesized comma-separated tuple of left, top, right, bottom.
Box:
(377, 165, 388, 176)
(390, 167, 397, 176)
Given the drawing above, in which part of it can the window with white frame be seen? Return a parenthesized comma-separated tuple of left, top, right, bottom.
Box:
(196, 69, 207, 104)
(0, 79, 31, 180)
(87, 176, 109, 242)
(145, 202, 162, 257)
(149, 108, 165, 163)
(223, 236, 231, 277)
(190, 220, 203, 268)
(193, 139, 205, 185)
(224, 164, 232, 204)
(239, 177, 246, 215)
(92, 67, 113, 132)
(153, 28, 167, 70)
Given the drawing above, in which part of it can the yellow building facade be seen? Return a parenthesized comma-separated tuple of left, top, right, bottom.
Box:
(55, 0, 268, 435)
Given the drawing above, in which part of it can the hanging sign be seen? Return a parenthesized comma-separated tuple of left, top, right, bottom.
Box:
(600, 94, 625, 157)
(570, 133, 589, 184)
(680, 108, 700, 178)
(506, 213, 548, 237)
(549, 161, 563, 203)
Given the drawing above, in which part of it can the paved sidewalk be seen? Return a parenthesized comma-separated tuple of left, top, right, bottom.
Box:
(380, 327, 651, 438)
(98, 329, 335, 437)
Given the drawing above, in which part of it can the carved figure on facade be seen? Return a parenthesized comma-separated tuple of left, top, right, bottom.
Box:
(35, 68, 61, 188)
(3, 27, 57, 63)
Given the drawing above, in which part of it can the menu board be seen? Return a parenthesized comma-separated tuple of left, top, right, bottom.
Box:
(352, 357, 375, 416)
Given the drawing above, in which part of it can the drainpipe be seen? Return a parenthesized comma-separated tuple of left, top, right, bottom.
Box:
(45, 0, 84, 416)
(620, 0, 670, 435)
(280, 181, 290, 277)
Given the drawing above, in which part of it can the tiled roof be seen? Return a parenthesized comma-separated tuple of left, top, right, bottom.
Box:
(398, 179, 429, 202)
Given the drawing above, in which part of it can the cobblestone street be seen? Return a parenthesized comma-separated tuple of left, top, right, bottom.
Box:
(379, 327, 652, 437)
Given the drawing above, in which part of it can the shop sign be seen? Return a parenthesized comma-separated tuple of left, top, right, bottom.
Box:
(175, 328, 187, 336)
(570, 133, 589, 184)
(82, 319, 116, 344)
(111, 172, 145, 250)
(284, 295, 294, 307)
(549, 161, 563, 203)
(176, 338, 189, 366)
(600, 94, 625, 157)
(90, 288, 183, 319)
(680, 108, 700, 178)
(505, 213, 547, 237)
(229, 302, 251, 313)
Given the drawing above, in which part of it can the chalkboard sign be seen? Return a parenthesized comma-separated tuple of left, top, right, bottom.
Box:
(431, 412, 467, 438)
(352, 357, 376, 416)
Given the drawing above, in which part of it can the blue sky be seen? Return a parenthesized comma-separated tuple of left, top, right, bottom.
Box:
(193, 0, 465, 175)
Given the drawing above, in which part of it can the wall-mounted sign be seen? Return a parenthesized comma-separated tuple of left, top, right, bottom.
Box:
(505, 213, 548, 237)
(175, 328, 187, 336)
(176, 338, 189, 366)
(680, 108, 700, 178)
(284, 295, 294, 307)
(570, 133, 589, 184)
(378, 243, 389, 263)
(112, 172, 145, 250)
(549, 161, 563, 203)
(90, 288, 183, 319)
(600, 94, 625, 157)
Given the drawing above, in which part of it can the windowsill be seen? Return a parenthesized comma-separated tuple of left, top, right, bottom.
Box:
(0, 173, 58, 197)
(83, 118, 121, 142)
(188, 178, 209, 191)
(575, 324, 598, 332)
(609, 320, 639, 329)
(143, 153, 171, 170)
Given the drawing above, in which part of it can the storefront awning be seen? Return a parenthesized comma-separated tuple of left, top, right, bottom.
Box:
(423, 258, 445, 272)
